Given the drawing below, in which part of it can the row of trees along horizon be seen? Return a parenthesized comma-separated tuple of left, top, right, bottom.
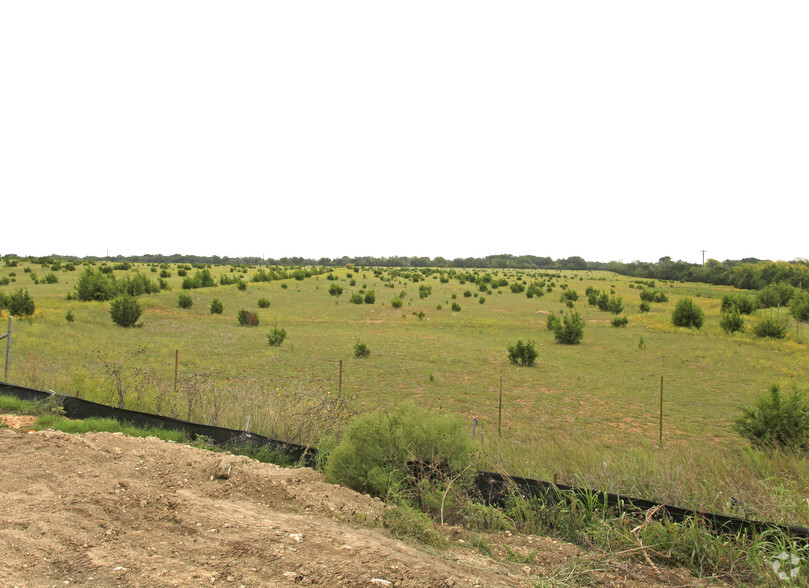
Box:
(4, 254, 809, 293)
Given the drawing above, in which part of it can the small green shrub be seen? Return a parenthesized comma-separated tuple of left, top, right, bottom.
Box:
(391, 298, 403, 308)
(639, 301, 651, 313)
(43, 272, 58, 284)
(509, 282, 525, 294)
(178, 293, 193, 309)
(478, 297, 486, 304)
(257, 298, 270, 308)
(328, 283, 343, 296)
(611, 315, 628, 327)
(353, 341, 370, 358)
(237, 281, 247, 291)
(546, 313, 560, 331)
(418, 284, 432, 299)
(349, 293, 364, 304)
(109, 295, 141, 327)
(364, 291, 376, 304)
(671, 297, 704, 329)
(753, 317, 786, 338)
(210, 298, 223, 314)
(735, 383, 809, 450)
(65, 310, 75, 323)
(756, 282, 795, 309)
(720, 306, 745, 334)
(74, 268, 117, 301)
(160, 269, 171, 278)
(237, 309, 259, 326)
(721, 294, 755, 315)
(463, 290, 472, 298)
(325, 402, 476, 511)
(450, 302, 461, 312)
(790, 289, 809, 323)
(507, 340, 538, 366)
(553, 310, 585, 345)
(267, 327, 287, 347)
(7, 288, 35, 317)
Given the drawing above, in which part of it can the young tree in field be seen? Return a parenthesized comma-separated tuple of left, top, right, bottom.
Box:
(110, 295, 142, 327)
(790, 290, 809, 329)
(671, 297, 704, 329)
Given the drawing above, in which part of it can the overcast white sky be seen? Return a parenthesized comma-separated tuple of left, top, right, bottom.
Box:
(2, 2, 807, 264)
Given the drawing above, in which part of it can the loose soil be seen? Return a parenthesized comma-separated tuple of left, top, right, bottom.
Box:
(0, 427, 702, 587)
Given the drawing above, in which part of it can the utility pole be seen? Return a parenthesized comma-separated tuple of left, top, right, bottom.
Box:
(700, 250, 707, 267)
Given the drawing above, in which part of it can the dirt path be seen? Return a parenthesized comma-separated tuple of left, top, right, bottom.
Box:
(0, 427, 699, 587)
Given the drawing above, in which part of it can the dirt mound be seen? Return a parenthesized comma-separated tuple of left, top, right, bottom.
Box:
(0, 428, 697, 586)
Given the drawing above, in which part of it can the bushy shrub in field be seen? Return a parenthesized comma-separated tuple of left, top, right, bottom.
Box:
(353, 341, 370, 358)
(451, 302, 461, 312)
(639, 301, 651, 313)
(75, 268, 118, 301)
(546, 313, 561, 331)
(119, 273, 160, 297)
(160, 269, 171, 278)
(735, 383, 809, 450)
(8, 288, 35, 317)
(109, 295, 141, 327)
(720, 306, 745, 334)
(210, 298, 223, 314)
(292, 269, 307, 281)
(350, 293, 364, 304)
(478, 297, 486, 304)
(553, 310, 585, 344)
(364, 291, 376, 304)
(237, 309, 259, 326)
(671, 298, 704, 328)
(391, 298, 403, 308)
(237, 281, 247, 291)
(267, 327, 287, 347)
(611, 315, 628, 327)
(177, 293, 193, 309)
(560, 289, 578, 303)
(158, 278, 169, 291)
(756, 282, 795, 309)
(325, 402, 476, 507)
(177, 268, 187, 277)
(790, 289, 809, 323)
(509, 282, 525, 294)
(65, 310, 75, 323)
(525, 283, 544, 299)
(753, 317, 786, 339)
(182, 269, 215, 290)
(257, 298, 271, 308)
(43, 272, 58, 284)
(418, 284, 432, 299)
(507, 340, 538, 366)
(463, 290, 472, 298)
(328, 283, 343, 296)
(721, 294, 755, 315)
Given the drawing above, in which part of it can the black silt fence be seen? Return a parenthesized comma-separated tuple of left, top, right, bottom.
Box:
(3, 381, 808, 541)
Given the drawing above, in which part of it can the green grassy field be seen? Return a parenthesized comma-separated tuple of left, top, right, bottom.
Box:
(2, 260, 808, 525)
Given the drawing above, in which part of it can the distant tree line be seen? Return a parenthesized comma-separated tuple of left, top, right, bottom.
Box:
(4, 253, 808, 292)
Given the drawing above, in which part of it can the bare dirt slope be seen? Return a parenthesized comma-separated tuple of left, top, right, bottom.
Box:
(0, 426, 699, 587)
